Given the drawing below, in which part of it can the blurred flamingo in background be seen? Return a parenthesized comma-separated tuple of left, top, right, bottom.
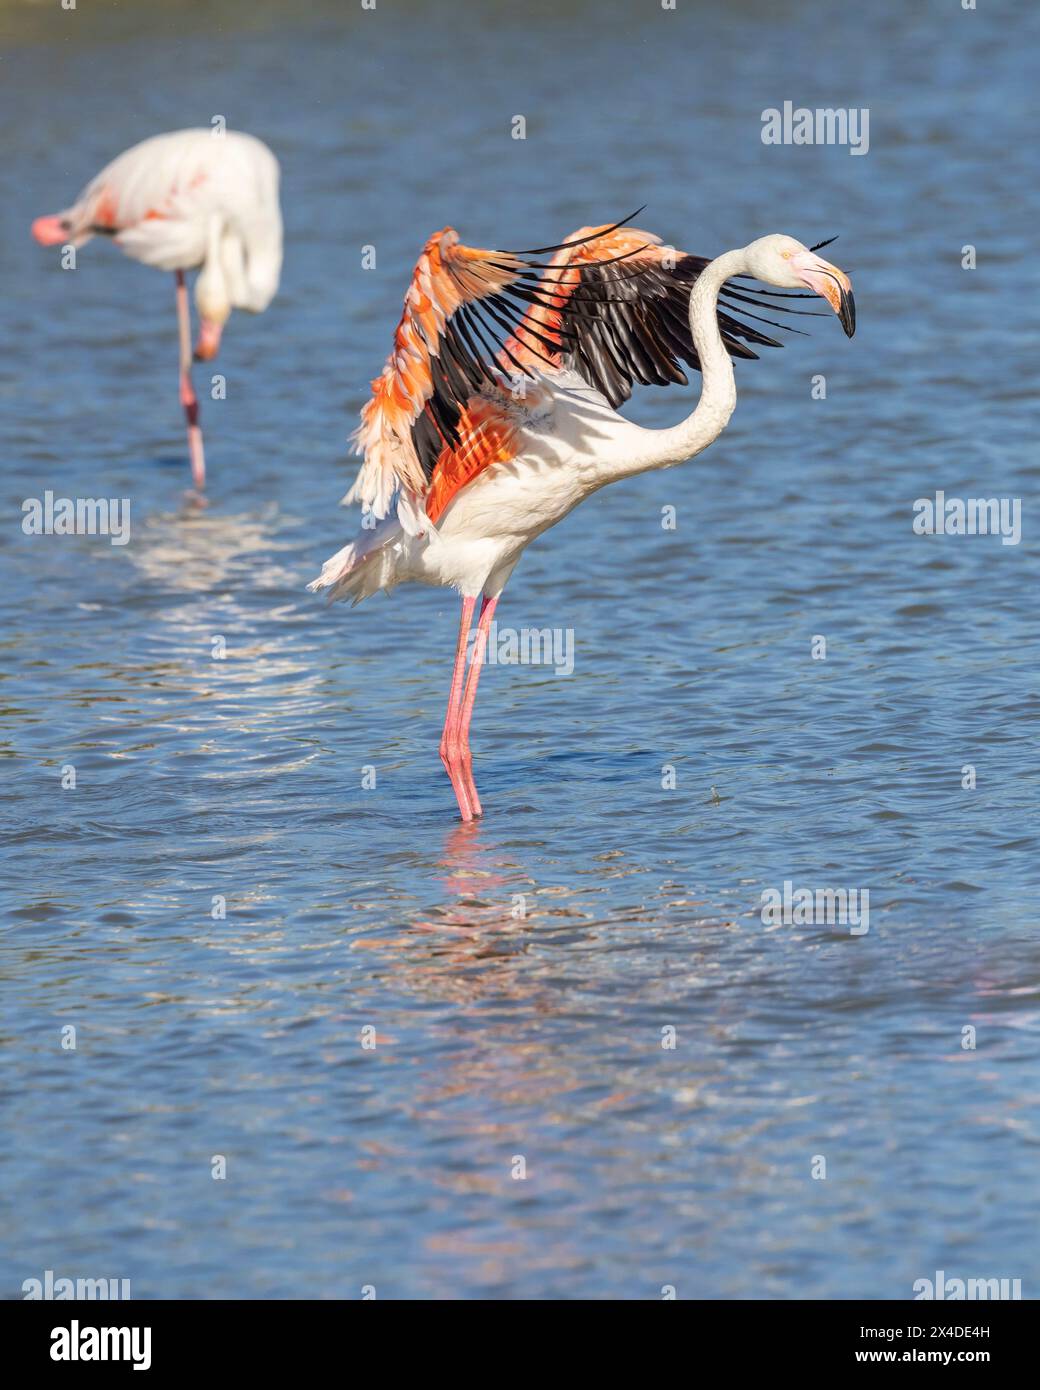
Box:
(32, 128, 283, 490)
(310, 214, 855, 822)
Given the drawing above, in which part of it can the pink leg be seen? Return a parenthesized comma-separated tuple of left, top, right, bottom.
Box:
(456, 595, 498, 818)
(176, 270, 206, 490)
(440, 596, 478, 821)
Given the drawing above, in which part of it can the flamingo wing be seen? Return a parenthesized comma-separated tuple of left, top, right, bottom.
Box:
(46, 136, 205, 250)
(346, 224, 636, 522)
(509, 224, 813, 409)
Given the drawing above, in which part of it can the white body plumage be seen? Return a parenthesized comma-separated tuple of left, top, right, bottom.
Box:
(41, 128, 283, 317)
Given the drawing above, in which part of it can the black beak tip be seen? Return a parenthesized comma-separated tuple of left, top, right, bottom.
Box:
(839, 288, 856, 338)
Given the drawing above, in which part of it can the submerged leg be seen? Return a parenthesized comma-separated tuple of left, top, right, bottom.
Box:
(175, 270, 206, 490)
(440, 595, 478, 821)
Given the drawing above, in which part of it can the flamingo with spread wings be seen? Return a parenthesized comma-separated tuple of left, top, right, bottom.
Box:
(310, 216, 855, 821)
(32, 128, 283, 490)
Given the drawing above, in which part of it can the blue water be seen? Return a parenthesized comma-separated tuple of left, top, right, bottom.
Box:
(2, 0, 1038, 1299)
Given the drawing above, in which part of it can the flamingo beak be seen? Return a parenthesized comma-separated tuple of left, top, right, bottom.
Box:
(793, 252, 856, 338)
(194, 318, 223, 361)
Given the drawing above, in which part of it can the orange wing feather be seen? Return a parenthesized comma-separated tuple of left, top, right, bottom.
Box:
(347, 229, 526, 520)
(424, 395, 522, 525)
(505, 224, 664, 366)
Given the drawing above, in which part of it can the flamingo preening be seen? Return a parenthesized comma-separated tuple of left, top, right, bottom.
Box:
(310, 217, 855, 822)
(32, 128, 283, 490)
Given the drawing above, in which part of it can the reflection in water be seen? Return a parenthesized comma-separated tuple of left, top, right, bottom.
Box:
(363, 822, 539, 981)
(131, 502, 296, 593)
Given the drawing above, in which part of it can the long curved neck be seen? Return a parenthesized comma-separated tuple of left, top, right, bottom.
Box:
(195, 213, 229, 317)
(607, 246, 749, 476)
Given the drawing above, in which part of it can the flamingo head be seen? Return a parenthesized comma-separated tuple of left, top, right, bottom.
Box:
(742, 234, 855, 337)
